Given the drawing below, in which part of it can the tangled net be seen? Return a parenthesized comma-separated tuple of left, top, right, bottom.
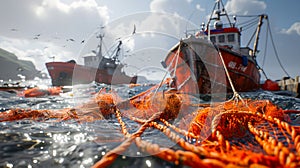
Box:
(1, 79, 300, 168)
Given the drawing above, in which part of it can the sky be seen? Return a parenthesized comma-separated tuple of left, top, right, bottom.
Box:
(0, 0, 299, 81)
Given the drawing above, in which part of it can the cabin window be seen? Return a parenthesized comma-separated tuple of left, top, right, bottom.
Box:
(210, 36, 216, 43)
(228, 34, 235, 42)
(218, 35, 225, 43)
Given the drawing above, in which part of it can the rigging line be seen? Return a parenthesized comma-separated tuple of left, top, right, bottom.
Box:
(153, 41, 183, 97)
(239, 18, 259, 30)
(239, 17, 259, 27)
(238, 17, 259, 27)
(242, 21, 259, 32)
(262, 23, 269, 68)
(173, 41, 182, 79)
(185, 9, 197, 38)
(246, 29, 256, 48)
(267, 19, 290, 77)
(206, 2, 217, 29)
(228, 14, 261, 18)
(220, 0, 233, 26)
(239, 22, 258, 31)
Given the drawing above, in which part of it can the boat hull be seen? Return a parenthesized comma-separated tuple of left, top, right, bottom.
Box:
(164, 37, 260, 94)
(45, 62, 137, 86)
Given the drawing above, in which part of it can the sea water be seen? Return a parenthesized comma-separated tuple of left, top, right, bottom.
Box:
(0, 79, 299, 168)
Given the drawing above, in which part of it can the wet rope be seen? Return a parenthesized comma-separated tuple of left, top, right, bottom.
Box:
(153, 41, 183, 96)
(214, 46, 244, 102)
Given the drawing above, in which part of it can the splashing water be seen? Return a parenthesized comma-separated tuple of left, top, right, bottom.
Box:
(0, 80, 299, 168)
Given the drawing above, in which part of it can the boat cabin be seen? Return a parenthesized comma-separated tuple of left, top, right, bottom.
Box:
(195, 19, 255, 57)
(195, 19, 240, 52)
(208, 26, 240, 51)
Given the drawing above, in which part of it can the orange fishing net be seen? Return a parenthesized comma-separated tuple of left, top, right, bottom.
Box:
(1, 80, 300, 168)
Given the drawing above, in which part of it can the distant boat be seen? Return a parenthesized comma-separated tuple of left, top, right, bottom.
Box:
(163, 0, 265, 94)
(0, 82, 28, 93)
(46, 35, 137, 86)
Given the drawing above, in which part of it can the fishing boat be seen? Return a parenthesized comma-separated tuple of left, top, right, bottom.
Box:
(46, 35, 137, 86)
(163, 0, 266, 94)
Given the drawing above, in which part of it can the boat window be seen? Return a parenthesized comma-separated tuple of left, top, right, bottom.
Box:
(228, 34, 235, 42)
(218, 35, 225, 43)
(210, 36, 216, 43)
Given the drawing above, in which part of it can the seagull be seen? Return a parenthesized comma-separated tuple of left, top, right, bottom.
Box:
(67, 38, 75, 42)
(33, 34, 41, 39)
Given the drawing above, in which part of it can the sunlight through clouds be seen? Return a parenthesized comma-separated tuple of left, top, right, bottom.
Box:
(35, 6, 46, 18)
(0, 0, 299, 80)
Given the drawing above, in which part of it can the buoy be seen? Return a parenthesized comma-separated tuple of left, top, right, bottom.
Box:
(21, 87, 62, 97)
(262, 79, 280, 91)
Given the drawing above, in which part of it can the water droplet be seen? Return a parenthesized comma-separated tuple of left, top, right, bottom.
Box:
(145, 160, 152, 167)
(58, 158, 64, 164)
(6, 163, 13, 168)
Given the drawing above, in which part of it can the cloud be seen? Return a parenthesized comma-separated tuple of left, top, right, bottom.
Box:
(0, 0, 109, 38)
(225, 0, 266, 15)
(34, 0, 109, 23)
(150, 0, 205, 17)
(0, 0, 111, 71)
(280, 22, 300, 36)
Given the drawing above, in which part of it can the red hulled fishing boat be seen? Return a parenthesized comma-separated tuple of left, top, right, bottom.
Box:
(46, 37, 137, 86)
(163, 0, 266, 94)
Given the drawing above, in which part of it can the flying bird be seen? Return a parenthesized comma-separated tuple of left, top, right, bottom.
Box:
(33, 34, 41, 39)
(67, 38, 75, 42)
(81, 40, 85, 44)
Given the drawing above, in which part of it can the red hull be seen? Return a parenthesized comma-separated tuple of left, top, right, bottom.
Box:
(164, 37, 260, 94)
(46, 62, 137, 86)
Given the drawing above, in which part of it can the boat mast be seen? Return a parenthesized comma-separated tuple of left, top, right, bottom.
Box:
(207, 0, 233, 30)
(253, 14, 268, 57)
(96, 33, 104, 57)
